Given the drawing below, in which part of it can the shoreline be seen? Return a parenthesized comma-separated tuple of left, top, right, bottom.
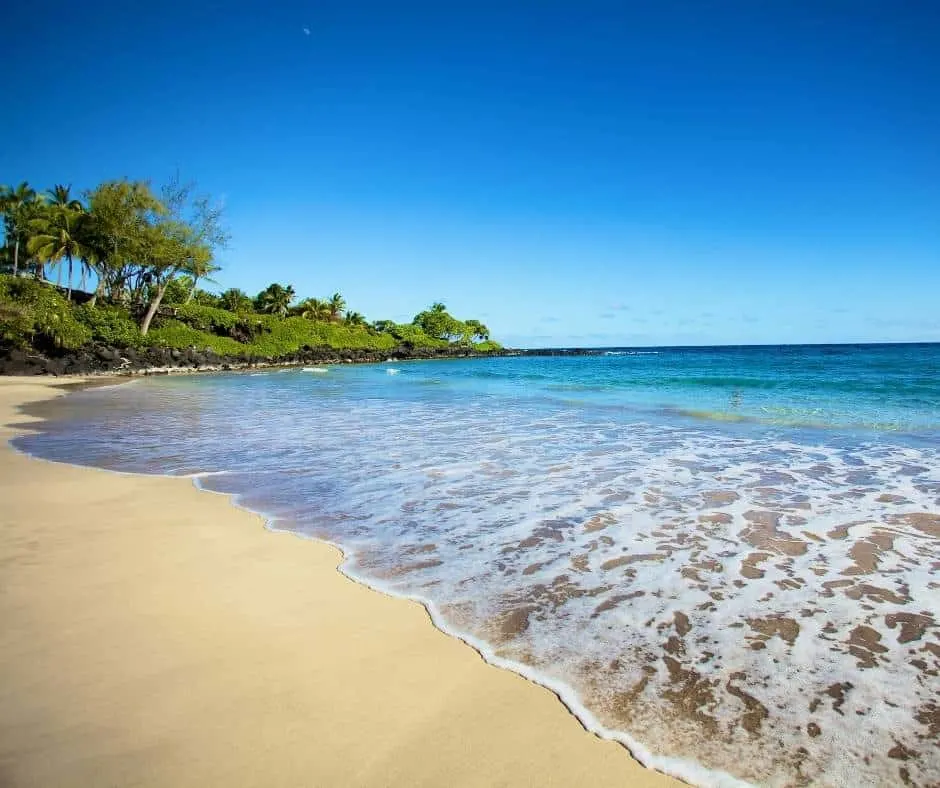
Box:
(0, 377, 684, 788)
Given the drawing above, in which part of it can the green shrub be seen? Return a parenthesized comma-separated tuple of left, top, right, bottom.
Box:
(388, 323, 449, 349)
(75, 304, 142, 347)
(472, 340, 502, 353)
(0, 275, 91, 350)
(175, 303, 239, 333)
(143, 320, 248, 356)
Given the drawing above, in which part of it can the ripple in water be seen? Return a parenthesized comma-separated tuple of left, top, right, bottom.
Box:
(16, 359, 940, 787)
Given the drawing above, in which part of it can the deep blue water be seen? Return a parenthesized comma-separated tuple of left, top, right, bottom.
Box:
(16, 344, 940, 787)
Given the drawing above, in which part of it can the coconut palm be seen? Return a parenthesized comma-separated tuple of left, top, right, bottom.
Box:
(27, 201, 87, 299)
(37, 185, 86, 294)
(297, 297, 331, 320)
(328, 292, 346, 321)
(219, 287, 252, 312)
(0, 182, 38, 277)
(255, 283, 295, 316)
(344, 310, 366, 327)
(185, 258, 221, 303)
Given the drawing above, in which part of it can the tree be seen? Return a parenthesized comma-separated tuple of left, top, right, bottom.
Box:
(328, 292, 346, 321)
(296, 297, 330, 320)
(372, 319, 395, 333)
(464, 319, 490, 342)
(413, 302, 465, 341)
(344, 310, 366, 327)
(255, 283, 296, 316)
(82, 179, 165, 306)
(138, 176, 229, 335)
(27, 193, 88, 299)
(185, 258, 221, 303)
(0, 182, 38, 277)
(219, 287, 253, 312)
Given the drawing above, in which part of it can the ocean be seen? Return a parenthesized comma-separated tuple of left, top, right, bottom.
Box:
(17, 343, 940, 786)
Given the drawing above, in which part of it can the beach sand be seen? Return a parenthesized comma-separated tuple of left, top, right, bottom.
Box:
(0, 377, 682, 788)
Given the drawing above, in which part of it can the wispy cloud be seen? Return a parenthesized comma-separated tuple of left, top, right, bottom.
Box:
(608, 303, 631, 312)
(302, 26, 311, 35)
(539, 316, 561, 323)
(599, 312, 615, 320)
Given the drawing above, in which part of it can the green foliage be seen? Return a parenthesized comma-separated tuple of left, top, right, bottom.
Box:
(191, 289, 221, 307)
(142, 320, 247, 356)
(255, 283, 296, 316)
(472, 340, 502, 352)
(387, 322, 450, 349)
(75, 304, 141, 347)
(0, 275, 90, 349)
(219, 288, 253, 312)
(412, 302, 467, 342)
(161, 276, 192, 305)
(175, 302, 239, 333)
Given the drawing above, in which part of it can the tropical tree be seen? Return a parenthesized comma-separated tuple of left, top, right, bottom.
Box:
(296, 297, 331, 320)
(464, 319, 490, 341)
(328, 292, 346, 321)
(0, 182, 38, 277)
(27, 193, 88, 299)
(255, 283, 296, 316)
(372, 319, 395, 333)
(138, 177, 229, 335)
(185, 258, 221, 303)
(82, 179, 166, 306)
(413, 302, 465, 341)
(344, 310, 366, 327)
(219, 287, 253, 312)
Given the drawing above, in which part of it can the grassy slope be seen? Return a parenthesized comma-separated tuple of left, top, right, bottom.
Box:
(0, 276, 501, 357)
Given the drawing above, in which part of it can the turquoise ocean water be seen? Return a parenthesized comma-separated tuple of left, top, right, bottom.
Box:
(18, 344, 940, 786)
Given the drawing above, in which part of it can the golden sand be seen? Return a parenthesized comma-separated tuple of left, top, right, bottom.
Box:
(0, 377, 682, 787)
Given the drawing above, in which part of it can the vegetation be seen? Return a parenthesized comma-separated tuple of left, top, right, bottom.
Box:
(0, 176, 500, 361)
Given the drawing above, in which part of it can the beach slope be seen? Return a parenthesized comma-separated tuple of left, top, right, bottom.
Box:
(0, 378, 681, 788)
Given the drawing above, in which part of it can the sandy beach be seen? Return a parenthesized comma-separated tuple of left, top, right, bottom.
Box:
(0, 377, 681, 788)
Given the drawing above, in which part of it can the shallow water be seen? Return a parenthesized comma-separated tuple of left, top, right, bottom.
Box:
(17, 345, 940, 786)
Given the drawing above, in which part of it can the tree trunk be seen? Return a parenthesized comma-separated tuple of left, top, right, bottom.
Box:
(56, 262, 64, 287)
(66, 255, 73, 300)
(88, 277, 105, 308)
(139, 280, 170, 336)
(185, 278, 198, 304)
(12, 240, 18, 277)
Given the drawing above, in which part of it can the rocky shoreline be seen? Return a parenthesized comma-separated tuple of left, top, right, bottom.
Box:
(0, 344, 527, 377)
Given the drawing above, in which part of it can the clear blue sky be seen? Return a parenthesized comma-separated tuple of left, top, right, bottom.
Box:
(3, 1, 938, 347)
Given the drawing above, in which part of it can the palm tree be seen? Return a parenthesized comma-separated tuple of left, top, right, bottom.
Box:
(0, 182, 38, 277)
(328, 292, 346, 322)
(27, 201, 86, 299)
(344, 311, 366, 327)
(219, 287, 252, 312)
(185, 258, 221, 303)
(39, 185, 85, 295)
(296, 297, 331, 320)
(256, 283, 295, 316)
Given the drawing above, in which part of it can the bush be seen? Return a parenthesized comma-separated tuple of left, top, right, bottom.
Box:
(75, 304, 142, 347)
(175, 303, 239, 333)
(387, 323, 449, 349)
(0, 276, 91, 350)
(143, 320, 248, 356)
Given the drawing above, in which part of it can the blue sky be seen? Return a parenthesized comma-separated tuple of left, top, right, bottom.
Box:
(3, 1, 938, 347)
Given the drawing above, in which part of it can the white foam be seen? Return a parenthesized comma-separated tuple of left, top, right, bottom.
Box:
(20, 380, 940, 786)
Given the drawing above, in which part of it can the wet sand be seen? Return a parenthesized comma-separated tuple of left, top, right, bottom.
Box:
(0, 377, 682, 788)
